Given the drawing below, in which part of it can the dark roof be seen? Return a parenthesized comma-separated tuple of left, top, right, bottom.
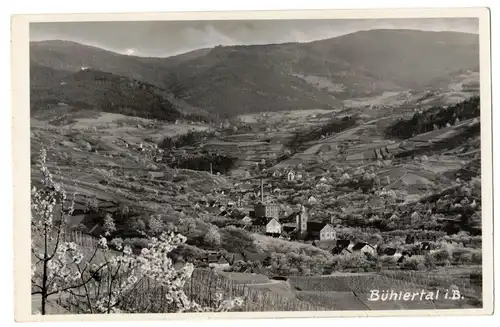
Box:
(281, 212, 297, 223)
(282, 225, 297, 233)
(352, 242, 369, 251)
(382, 248, 397, 256)
(252, 217, 277, 226)
(335, 240, 351, 248)
(306, 221, 328, 232)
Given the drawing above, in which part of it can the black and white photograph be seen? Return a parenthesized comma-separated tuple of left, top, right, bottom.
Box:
(12, 8, 493, 320)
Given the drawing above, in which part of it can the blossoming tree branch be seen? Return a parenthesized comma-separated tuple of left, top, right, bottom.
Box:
(31, 148, 243, 314)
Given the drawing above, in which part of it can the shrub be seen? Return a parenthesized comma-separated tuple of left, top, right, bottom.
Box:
(424, 254, 436, 269)
(431, 249, 451, 266)
(203, 226, 222, 248)
(230, 260, 263, 273)
(401, 255, 426, 270)
(269, 252, 329, 276)
(470, 249, 482, 265)
(123, 237, 150, 252)
(332, 252, 371, 272)
(85, 196, 99, 213)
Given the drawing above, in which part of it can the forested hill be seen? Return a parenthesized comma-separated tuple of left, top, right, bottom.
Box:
(385, 96, 480, 139)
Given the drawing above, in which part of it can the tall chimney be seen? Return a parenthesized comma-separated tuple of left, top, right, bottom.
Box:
(260, 178, 264, 203)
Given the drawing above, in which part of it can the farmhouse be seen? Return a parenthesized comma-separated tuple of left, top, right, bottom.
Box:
(351, 242, 377, 256)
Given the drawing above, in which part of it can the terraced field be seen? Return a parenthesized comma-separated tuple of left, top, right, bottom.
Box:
(287, 272, 481, 310)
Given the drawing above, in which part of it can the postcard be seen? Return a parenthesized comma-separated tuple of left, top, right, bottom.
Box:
(11, 7, 493, 322)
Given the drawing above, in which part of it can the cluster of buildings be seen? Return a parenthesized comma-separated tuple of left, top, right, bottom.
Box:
(247, 179, 337, 242)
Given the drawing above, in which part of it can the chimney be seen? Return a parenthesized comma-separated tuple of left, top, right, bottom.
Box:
(260, 178, 264, 203)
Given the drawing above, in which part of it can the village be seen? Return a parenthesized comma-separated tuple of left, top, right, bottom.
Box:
(195, 170, 441, 271)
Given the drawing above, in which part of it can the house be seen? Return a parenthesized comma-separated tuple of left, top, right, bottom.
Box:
(319, 224, 336, 241)
(421, 242, 431, 251)
(308, 196, 318, 205)
(209, 256, 230, 270)
(300, 221, 335, 241)
(287, 171, 295, 181)
(241, 216, 252, 225)
(205, 251, 220, 263)
(254, 203, 280, 219)
(250, 217, 282, 237)
(265, 218, 282, 237)
(351, 242, 377, 256)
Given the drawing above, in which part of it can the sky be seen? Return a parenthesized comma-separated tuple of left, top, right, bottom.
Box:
(30, 18, 479, 57)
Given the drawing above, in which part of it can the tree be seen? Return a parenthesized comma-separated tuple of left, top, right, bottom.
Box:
(204, 226, 222, 248)
(147, 214, 165, 235)
(220, 226, 254, 261)
(103, 213, 116, 236)
(31, 148, 243, 314)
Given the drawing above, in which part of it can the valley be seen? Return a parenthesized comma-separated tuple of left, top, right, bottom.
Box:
(29, 28, 483, 313)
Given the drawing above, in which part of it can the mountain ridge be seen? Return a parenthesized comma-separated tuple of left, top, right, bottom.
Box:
(30, 29, 479, 116)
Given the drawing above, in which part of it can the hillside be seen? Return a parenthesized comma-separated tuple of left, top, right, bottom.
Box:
(30, 67, 182, 121)
(385, 96, 480, 139)
(30, 29, 479, 116)
(30, 40, 171, 87)
(306, 30, 479, 91)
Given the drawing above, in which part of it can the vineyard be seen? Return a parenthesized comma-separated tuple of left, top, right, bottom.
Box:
(56, 269, 326, 313)
(40, 232, 483, 313)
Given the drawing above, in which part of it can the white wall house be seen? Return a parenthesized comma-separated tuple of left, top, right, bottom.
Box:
(266, 218, 282, 234)
(319, 224, 336, 241)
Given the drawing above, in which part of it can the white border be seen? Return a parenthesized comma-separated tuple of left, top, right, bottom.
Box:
(11, 7, 493, 322)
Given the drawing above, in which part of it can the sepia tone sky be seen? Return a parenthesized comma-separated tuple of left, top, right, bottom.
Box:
(30, 18, 479, 57)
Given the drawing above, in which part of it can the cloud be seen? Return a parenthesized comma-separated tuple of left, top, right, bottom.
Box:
(30, 18, 479, 57)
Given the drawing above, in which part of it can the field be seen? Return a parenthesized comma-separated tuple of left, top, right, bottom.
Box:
(30, 88, 482, 314)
